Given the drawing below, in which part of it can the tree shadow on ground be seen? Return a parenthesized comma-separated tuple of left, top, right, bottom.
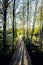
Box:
(0, 53, 13, 65)
(25, 39, 43, 65)
(0, 46, 14, 65)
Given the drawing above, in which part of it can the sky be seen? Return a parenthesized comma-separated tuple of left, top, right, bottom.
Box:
(0, 0, 42, 29)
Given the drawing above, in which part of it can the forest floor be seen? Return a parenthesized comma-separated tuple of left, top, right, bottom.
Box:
(26, 41, 43, 65)
(0, 38, 43, 65)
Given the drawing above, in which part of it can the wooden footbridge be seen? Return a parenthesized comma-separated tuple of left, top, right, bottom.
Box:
(9, 39, 32, 65)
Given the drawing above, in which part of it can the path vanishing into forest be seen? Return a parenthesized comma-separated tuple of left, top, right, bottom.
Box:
(9, 39, 32, 65)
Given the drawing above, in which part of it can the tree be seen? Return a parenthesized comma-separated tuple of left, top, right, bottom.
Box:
(27, 0, 29, 39)
(12, 0, 15, 48)
(12, 0, 20, 47)
(0, 0, 13, 48)
(16, 0, 27, 39)
(31, 0, 38, 41)
(35, 0, 43, 50)
(39, 0, 43, 50)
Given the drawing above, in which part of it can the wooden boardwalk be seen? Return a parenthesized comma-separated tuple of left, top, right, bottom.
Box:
(9, 40, 32, 65)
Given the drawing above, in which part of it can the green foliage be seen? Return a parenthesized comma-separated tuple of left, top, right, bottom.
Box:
(17, 28, 23, 36)
(33, 27, 40, 35)
(14, 37, 19, 46)
(0, 30, 3, 33)
(7, 28, 12, 34)
(29, 27, 40, 35)
(6, 35, 13, 46)
(36, 5, 43, 22)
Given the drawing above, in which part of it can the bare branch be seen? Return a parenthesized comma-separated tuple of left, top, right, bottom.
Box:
(0, 1, 3, 6)
(0, 8, 3, 14)
(8, 0, 13, 5)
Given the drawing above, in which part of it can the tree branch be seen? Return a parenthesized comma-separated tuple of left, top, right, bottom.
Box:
(0, 1, 3, 6)
(8, 0, 13, 5)
(0, 8, 3, 14)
